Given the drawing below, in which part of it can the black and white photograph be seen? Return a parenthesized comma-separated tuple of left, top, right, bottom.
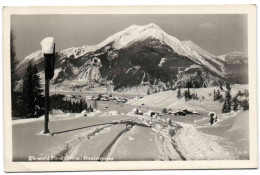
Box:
(3, 5, 257, 171)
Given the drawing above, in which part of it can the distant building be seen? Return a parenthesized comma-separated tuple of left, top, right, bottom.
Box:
(168, 109, 198, 116)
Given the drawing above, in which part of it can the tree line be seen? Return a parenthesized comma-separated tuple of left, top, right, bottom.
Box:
(177, 88, 199, 101)
(50, 94, 94, 113)
(222, 89, 249, 113)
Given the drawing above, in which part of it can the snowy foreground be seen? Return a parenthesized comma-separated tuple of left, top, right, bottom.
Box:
(12, 104, 249, 161)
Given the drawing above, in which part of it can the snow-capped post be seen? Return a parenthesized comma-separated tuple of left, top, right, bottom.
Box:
(40, 37, 56, 134)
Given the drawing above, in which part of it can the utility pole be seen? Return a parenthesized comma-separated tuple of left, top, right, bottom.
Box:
(41, 37, 56, 134)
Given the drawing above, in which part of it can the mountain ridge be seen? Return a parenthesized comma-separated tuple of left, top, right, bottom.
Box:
(15, 23, 248, 92)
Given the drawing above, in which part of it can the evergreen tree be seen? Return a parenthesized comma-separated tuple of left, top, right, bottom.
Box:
(79, 100, 84, 112)
(10, 30, 20, 117)
(214, 90, 222, 101)
(222, 91, 232, 113)
(74, 101, 78, 112)
(147, 88, 151, 95)
(186, 80, 192, 88)
(184, 90, 187, 100)
(79, 100, 83, 112)
(11, 30, 18, 91)
(241, 99, 249, 111)
(219, 81, 223, 90)
(21, 64, 34, 117)
(187, 88, 191, 99)
(184, 88, 192, 101)
(88, 105, 93, 112)
(233, 96, 238, 111)
(226, 83, 231, 91)
(191, 72, 204, 88)
(78, 101, 82, 112)
(222, 100, 228, 113)
(72, 101, 76, 113)
(20, 64, 44, 118)
(177, 88, 181, 99)
(32, 65, 44, 116)
(162, 108, 168, 114)
(244, 89, 249, 97)
(77, 101, 80, 112)
(67, 99, 72, 111)
(217, 90, 221, 97)
(195, 93, 198, 100)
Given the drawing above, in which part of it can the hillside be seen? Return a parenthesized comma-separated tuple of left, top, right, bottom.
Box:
(127, 84, 248, 113)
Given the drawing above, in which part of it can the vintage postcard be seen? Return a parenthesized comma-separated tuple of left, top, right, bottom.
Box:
(3, 5, 257, 172)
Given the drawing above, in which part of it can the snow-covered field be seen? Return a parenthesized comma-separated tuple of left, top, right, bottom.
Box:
(12, 85, 249, 161)
(12, 109, 85, 125)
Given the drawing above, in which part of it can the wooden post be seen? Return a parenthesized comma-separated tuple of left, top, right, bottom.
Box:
(44, 77, 50, 134)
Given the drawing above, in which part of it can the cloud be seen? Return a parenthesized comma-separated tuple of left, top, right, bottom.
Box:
(199, 22, 215, 29)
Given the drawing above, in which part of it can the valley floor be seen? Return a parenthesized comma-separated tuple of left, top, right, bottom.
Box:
(12, 101, 249, 161)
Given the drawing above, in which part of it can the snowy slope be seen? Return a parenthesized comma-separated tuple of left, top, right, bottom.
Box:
(16, 50, 43, 69)
(127, 84, 248, 113)
(86, 23, 224, 75)
(17, 45, 92, 69)
(59, 45, 95, 59)
(182, 40, 224, 69)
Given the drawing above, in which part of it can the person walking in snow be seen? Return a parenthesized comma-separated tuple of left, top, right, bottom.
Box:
(209, 112, 216, 125)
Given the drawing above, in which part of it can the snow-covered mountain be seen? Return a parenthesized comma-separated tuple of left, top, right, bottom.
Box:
(217, 52, 248, 84)
(218, 52, 248, 64)
(15, 23, 248, 91)
(59, 45, 95, 59)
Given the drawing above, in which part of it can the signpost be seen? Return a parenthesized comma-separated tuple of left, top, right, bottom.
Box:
(41, 37, 56, 134)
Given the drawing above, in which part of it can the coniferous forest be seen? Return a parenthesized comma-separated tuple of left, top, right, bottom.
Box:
(50, 94, 92, 113)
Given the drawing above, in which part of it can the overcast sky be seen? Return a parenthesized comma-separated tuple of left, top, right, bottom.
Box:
(11, 14, 247, 60)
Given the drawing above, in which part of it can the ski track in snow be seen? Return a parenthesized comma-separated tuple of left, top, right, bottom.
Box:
(50, 124, 113, 160)
(42, 114, 235, 161)
(103, 125, 133, 160)
(153, 130, 183, 160)
(173, 122, 234, 160)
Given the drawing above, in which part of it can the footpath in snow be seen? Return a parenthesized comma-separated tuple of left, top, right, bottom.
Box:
(12, 106, 247, 161)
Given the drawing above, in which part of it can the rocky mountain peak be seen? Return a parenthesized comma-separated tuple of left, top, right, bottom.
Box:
(15, 23, 248, 92)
